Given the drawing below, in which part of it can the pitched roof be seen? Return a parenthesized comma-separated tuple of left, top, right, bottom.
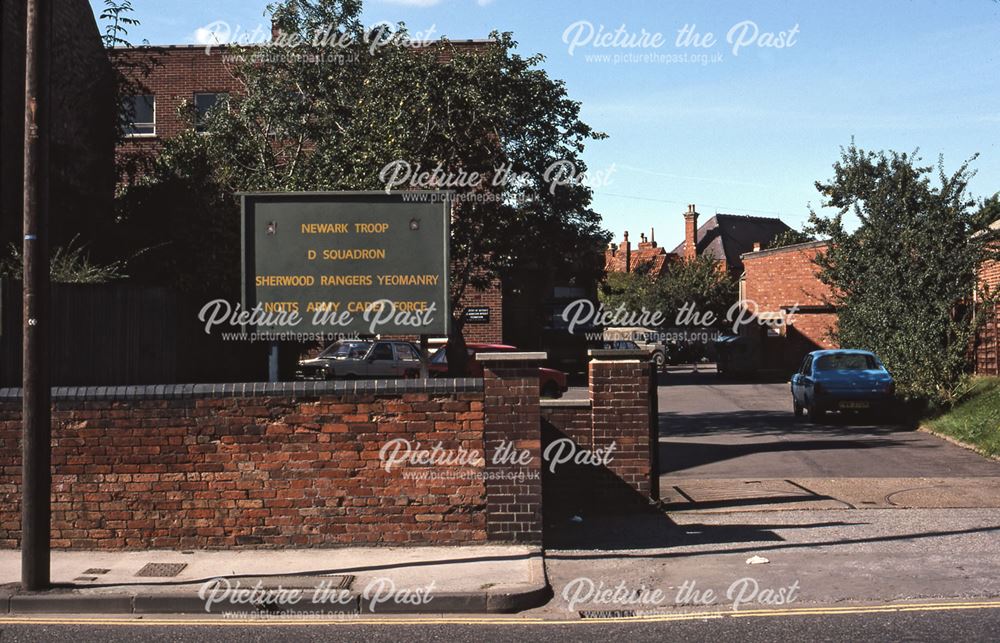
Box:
(604, 244, 674, 276)
(670, 214, 792, 272)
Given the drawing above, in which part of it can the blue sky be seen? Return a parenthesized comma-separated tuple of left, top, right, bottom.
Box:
(90, 0, 1000, 246)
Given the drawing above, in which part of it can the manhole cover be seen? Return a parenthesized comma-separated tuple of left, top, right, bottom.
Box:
(83, 568, 110, 575)
(579, 609, 637, 619)
(135, 563, 188, 578)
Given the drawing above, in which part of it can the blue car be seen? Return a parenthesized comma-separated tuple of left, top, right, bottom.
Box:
(790, 350, 895, 422)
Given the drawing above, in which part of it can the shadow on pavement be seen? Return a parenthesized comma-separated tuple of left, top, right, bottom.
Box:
(544, 505, 868, 551)
(544, 507, 1000, 559)
(658, 409, 914, 439)
(658, 433, 924, 475)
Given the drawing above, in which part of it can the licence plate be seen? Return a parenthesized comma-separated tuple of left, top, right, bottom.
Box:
(840, 401, 870, 410)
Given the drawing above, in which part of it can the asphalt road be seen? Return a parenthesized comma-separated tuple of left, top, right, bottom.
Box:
(2, 606, 999, 642)
(657, 371, 999, 480)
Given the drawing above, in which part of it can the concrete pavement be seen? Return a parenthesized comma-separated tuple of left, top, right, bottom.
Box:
(0, 545, 549, 615)
(540, 507, 1000, 615)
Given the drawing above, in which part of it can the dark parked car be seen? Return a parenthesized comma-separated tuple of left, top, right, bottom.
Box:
(791, 349, 895, 422)
(296, 340, 421, 380)
(417, 343, 569, 398)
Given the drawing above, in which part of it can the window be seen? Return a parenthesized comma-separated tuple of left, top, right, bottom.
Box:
(124, 95, 155, 136)
(370, 343, 394, 361)
(194, 92, 228, 132)
(395, 344, 419, 361)
(815, 353, 877, 371)
(320, 341, 370, 359)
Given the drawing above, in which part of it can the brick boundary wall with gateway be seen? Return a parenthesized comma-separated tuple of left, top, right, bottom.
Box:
(0, 353, 656, 549)
(0, 360, 544, 550)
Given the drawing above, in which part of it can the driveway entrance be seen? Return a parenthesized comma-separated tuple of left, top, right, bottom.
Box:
(658, 369, 1000, 511)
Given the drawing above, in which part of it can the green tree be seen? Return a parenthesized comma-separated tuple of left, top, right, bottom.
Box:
(99, 0, 157, 145)
(117, 0, 607, 371)
(766, 227, 815, 250)
(599, 256, 737, 330)
(807, 144, 1000, 407)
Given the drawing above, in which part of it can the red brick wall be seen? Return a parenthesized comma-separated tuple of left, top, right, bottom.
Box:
(590, 358, 653, 504)
(112, 46, 242, 161)
(458, 279, 503, 344)
(482, 360, 543, 543)
(743, 242, 837, 351)
(743, 242, 833, 311)
(540, 355, 655, 516)
(0, 381, 533, 549)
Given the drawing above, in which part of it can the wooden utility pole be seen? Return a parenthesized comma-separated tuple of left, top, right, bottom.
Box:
(22, 0, 51, 591)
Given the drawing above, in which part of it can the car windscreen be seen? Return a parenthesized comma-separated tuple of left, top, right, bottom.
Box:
(815, 354, 878, 371)
(320, 342, 368, 358)
(430, 347, 448, 364)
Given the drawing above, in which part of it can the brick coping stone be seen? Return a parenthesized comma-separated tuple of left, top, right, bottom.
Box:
(0, 378, 483, 402)
(587, 349, 650, 360)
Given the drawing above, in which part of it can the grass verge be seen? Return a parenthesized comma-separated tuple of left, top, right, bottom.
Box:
(924, 377, 1000, 458)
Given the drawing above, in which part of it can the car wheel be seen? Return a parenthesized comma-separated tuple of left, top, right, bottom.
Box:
(793, 400, 804, 418)
(808, 404, 825, 423)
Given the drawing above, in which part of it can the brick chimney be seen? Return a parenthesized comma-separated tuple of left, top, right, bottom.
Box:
(683, 205, 699, 260)
(624, 231, 632, 272)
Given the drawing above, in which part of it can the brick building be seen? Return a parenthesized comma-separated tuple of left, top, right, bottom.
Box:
(112, 42, 503, 344)
(112, 46, 243, 166)
(739, 240, 837, 373)
(605, 204, 792, 277)
(1, 0, 115, 254)
(741, 232, 1000, 377)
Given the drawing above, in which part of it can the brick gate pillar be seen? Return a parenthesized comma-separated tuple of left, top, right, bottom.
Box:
(588, 349, 655, 507)
(479, 352, 546, 544)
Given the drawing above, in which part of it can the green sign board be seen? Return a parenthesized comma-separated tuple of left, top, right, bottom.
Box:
(241, 192, 451, 337)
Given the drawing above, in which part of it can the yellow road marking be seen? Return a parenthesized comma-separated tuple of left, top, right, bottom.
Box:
(0, 600, 999, 626)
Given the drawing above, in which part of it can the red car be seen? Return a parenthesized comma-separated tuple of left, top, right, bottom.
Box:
(420, 343, 568, 398)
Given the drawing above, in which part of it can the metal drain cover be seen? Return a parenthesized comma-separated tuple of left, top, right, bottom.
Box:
(135, 562, 188, 578)
(83, 568, 110, 575)
(579, 609, 637, 619)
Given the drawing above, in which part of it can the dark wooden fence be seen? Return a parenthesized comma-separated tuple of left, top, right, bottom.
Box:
(976, 303, 999, 376)
(1, 279, 177, 386)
